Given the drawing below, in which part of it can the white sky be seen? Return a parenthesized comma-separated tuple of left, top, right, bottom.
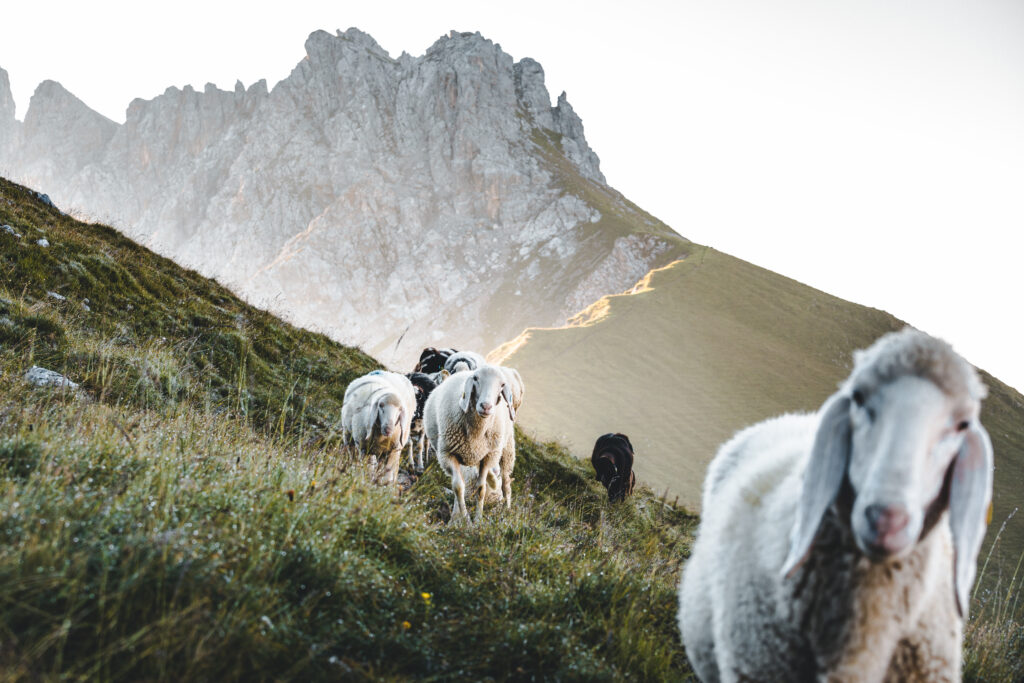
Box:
(2, 0, 1022, 391)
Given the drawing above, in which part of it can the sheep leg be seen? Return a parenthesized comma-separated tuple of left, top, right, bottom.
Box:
(382, 447, 402, 486)
(475, 451, 500, 522)
(416, 436, 427, 473)
(500, 440, 516, 509)
(450, 460, 471, 525)
(406, 438, 416, 472)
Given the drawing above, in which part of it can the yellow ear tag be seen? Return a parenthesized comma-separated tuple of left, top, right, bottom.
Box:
(986, 501, 993, 525)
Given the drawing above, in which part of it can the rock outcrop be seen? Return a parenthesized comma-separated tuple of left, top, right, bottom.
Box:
(0, 28, 686, 366)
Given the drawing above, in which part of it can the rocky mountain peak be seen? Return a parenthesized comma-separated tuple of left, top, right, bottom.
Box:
(0, 68, 14, 122)
(514, 58, 555, 130)
(552, 91, 604, 183)
(1, 27, 682, 366)
(0, 68, 17, 161)
(17, 79, 117, 184)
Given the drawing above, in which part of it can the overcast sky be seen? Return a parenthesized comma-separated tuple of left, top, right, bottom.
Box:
(2, 0, 1022, 391)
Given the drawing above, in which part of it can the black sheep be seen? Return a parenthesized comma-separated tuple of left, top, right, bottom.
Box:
(404, 371, 441, 472)
(414, 347, 458, 375)
(591, 433, 636, 502)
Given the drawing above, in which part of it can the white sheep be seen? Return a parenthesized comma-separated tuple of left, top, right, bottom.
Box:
(678, 328, 993, 681)
(341, 370, 416, 485)
(442, 350, 486, 376)
(498, 366, 525, 416)
(424, 363, 517, 523)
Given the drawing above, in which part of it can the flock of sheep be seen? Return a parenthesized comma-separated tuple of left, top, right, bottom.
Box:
(340, 328, 995, 681)
(340, 348, 526, 523)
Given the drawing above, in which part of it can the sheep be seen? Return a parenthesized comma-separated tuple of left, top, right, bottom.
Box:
(677, 328, 994, 681)
(341, 370, 416, 485)
(405, 371, 440, 473)
(591, 433, 636, 502)
(414, 347, 457, 375)
(443, 350, 486, 376)
(498, 366, 525, 417)
(423, 363, 517, 523)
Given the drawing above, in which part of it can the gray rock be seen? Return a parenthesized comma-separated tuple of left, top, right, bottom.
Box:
(36, 238, 49, 247)
(46, 291, 66, 301)
(2, 224, 20, 238)
(24, 365, 79, 390)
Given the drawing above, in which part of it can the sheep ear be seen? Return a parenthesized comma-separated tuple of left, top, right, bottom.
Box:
(459, 381, 473, 413)
(502, 385, 516, 421)
(949, 422, 994, 619)
(782, 392, 852, 578)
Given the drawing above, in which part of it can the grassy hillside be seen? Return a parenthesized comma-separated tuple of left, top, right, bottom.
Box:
(0, 177, 695, 679)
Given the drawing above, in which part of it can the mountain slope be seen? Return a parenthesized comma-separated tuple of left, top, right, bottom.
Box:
(497, 248, 1024, 564)
(0, 29, 686, 368)
(0, 177, 695, 679)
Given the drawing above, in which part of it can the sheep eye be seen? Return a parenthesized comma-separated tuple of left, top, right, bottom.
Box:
(852, 390, 866, 407)
(957, 420, 970, 432)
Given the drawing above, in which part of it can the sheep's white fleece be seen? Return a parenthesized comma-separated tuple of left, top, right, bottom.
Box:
(678, 329, 990, 682)
(341, 371, 416, 484)
(424, 365, 515, 521)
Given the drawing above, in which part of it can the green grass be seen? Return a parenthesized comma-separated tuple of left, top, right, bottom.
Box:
(0, 177, 696, 679)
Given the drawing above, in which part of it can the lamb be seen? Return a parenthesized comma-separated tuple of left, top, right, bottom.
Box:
(591, 433, 636, 502)
(405, 371, 440, 473)
(340, 370, 416, 485)
(423, 363, 517, 523)
(677, 328, 994, 681)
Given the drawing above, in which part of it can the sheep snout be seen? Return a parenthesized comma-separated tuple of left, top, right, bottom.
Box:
(858, 503, 913, 557)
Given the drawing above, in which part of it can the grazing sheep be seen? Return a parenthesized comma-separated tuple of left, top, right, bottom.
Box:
(443, 350, 486, 376)
(677, 328, 994, 681)
(424, 363, 517, 523)
(405, 371, 440, 473)
(341, 370, 416, 485)
(415, 347, 457, 375)
(591, 433, 636, 502)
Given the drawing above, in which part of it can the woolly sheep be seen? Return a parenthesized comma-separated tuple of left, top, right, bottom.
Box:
(591, 433, 636, 502)
(341, 370, 417, 485)
(443, 350, 486, 376)
(424, 363, 517, 523)
(678, 328, 993, 681)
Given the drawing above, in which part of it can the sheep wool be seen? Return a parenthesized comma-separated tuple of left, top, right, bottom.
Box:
(678, 328, 993, 681)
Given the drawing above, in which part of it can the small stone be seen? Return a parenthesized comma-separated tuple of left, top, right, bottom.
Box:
(46, 291, 66, 301)
(36, 238, 50, 247)
(24, 365, 78, 390)
(35, 192, 56, 209)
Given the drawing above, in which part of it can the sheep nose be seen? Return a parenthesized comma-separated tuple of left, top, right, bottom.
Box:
(477, 402, 493, 416)
(864, 503, 910, 552)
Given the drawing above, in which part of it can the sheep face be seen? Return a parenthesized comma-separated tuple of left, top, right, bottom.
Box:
(374, 394, 405, 443)
(784, 328, 994, 617)
(459, 366, 515, 421)
(846, 374, 973, 560)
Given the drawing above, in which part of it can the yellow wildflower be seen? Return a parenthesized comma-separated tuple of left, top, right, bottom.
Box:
(401, 620, 411, 630)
